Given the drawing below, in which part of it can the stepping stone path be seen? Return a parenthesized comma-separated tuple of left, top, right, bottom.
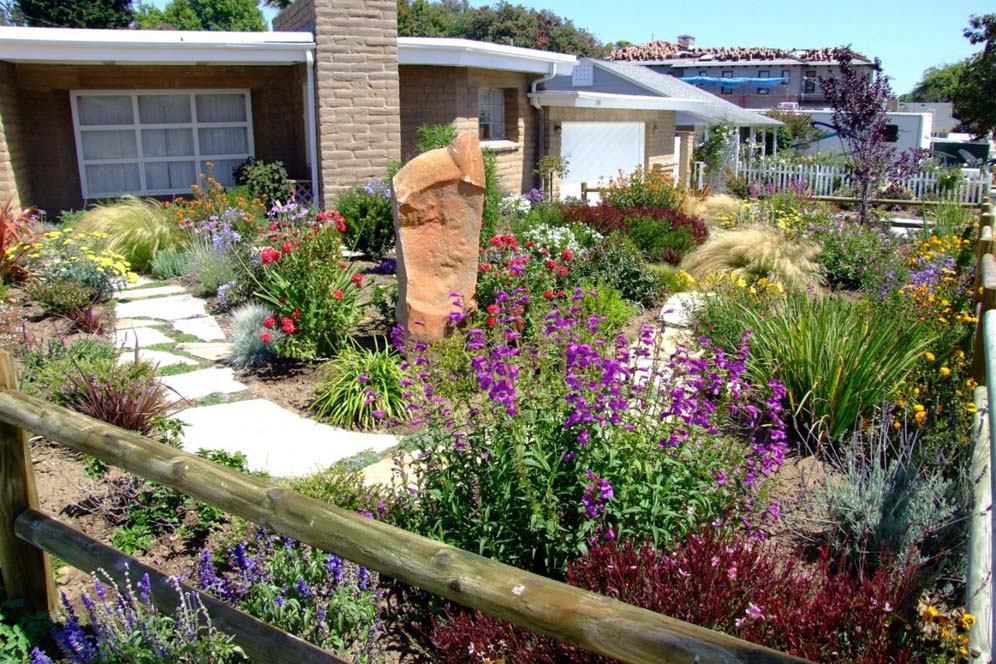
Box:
(178, 399, 397, 477)
(112, 280, 399, 478)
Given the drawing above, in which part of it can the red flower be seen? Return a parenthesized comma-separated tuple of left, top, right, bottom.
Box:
(261, 247, 281, 264)
(486, 316, 496, 327)
(280, 317, 296, 334)
(281, 241, 294, 255)
(543, 289, 554, 300)
(292, 307, 300, 320)
(268, 223, 278, 232)
(545, 259, 557, 270)
(260, 332, 272, 343)
(316, 211, 329, 222)
(486, 304, 498, 315)
(557, 265, 569, 277)
(332, 289, 344, 300)
(526, 240, 535, 248)
(339, 262, 348, 270)
(478, 262, 492, 273)
(351, 273, 363, 288)
(561, 249, 574, 262)
(262, 317, 276, 329)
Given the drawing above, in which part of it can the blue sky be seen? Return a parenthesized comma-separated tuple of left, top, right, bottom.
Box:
(185, 0, 989, 95)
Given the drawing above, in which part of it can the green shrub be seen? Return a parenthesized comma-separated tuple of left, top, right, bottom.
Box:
(627, 214, 698, 264)
(648, 263, 696, 295)
(288, 463, 394, 515)
(151, 248, 192, 280)
(578, 283, 636, 336)
(481, 149, 501, 242)
(233, 157, 292, 205)
(706, 291, 937, 446)
(806, 219, 904, 292)
(680, 226, 823, 291)
(415, 123, 459, 153)
(820, 415, 965, 577)
(311, 343, 407, 429)
(336, 181, 395, 257)
(57, 209, 86, 226)
(601, 165, 685, 211)
(74, 196, 186, 273)
(512, 202, 566, 235)
(186, 239, 239, 297)
(16, 337, 118, 397)
(20, 227, 134, 301)
(24, 279, 96, 315)
(572, 234, 662, 306)
(230, 302, 283, 369)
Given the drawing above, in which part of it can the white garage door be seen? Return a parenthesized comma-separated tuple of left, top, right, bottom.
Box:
(559, 122, 645, 201)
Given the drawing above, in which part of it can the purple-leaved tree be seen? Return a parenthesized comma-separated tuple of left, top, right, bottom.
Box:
(820, 47, 927, 223)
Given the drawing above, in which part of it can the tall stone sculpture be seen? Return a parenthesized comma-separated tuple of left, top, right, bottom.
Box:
(392, 133, 486, 341)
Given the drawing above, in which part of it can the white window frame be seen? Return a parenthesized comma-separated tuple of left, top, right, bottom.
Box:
(478, 88, 506, 140)
(70, 88, 255, 199)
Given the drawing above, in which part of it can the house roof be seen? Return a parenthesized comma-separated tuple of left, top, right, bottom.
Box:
(586, 60, 781, 127)
(608, 41, 870, 66)
(0, 27, 315, 65)
(397, 37, 576, 75)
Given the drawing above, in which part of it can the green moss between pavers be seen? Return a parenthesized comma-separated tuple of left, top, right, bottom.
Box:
(124, 280, 167, 289)
(157, 363, 199, 377)
(170, 333, 201, 343)
(197, 392, 230, 407)
(144, 343, 176, 352)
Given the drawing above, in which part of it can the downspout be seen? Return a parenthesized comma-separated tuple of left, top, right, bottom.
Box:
(305, 49, 320, 207)
(531, 62, 560, 193)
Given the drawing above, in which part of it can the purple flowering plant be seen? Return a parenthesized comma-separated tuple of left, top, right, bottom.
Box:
(392, 288, 787, 574)
(196, 527, 383, 662)
(33, 567, 244, 663)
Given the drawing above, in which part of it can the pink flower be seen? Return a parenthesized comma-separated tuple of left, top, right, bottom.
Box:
(262, 317, 276, 329)
(332, 289, 344, 300)
(351, 273, 363, 288)
(280, 317, 295, 334)
(745, 602, 764, 620)
(561, 248, 574, 261)
(260, 247, 281, 264)
(260, 332, 272, 343)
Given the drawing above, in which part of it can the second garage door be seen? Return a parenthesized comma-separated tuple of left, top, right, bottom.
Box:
(559, 121, 645, 201)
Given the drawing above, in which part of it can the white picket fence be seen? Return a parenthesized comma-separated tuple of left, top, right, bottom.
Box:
(739, 162, 993, 204)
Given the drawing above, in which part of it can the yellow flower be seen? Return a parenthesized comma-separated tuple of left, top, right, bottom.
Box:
(940, 367, 951, 377)
(967, 402, 979, 414)
(893, 420, 902, 430)
(914, 404, 925, 412)
(925, 352, 936, 362)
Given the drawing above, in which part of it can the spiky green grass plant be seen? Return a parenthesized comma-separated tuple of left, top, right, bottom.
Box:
(311, 343, 406, 429)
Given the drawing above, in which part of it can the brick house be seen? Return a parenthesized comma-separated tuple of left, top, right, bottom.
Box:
(0, 1, 776, 214)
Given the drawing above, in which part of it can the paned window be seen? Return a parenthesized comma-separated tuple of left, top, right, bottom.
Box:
(71, 90, 254, 198)
(478, 88, 506, 140)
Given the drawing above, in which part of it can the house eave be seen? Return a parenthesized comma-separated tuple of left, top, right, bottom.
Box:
(0, 27, 314, 65)
(528, 90, 709, 113)
(398, 37, 576, 75)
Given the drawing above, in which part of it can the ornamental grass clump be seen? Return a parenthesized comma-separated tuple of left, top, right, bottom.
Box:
(312, 343, 407, 429)
(74, 196, 185, 273)
(32, 569, 245, 663)
(393, 289, 787, 575)
(196, 528, 383, 662)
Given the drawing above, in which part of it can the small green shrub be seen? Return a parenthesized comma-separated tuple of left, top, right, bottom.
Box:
(578, 283, 636, 336)
(648, 264, 696, 295)
(311, 343, 407, 429)
(151, 249, 192, 280)
(806, 219, 904, 292)
(186, 239, 239, 297)
(57, 209, 86, 226)
(627, 214, 697, 264)
(288, 463, 393, 515)
(0, 600, 50, 663)
(24, 279, 96, 315)
(230, 302, 283, 369)
(233, 158, 292, 205)
(601, 165, 685, 211)
(16, 337, 118, 397)
(19, 227, 134, 301)
(481, 149, 501, 241)
(572, 234, 662, 306)
(74, 196, 186, 273)
(415, 123, 459, 154)
(336, 181, 394, 257)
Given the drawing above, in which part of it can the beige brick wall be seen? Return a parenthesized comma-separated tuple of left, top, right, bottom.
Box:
(0, 62, 31, 209)
(399, 65, 538, 194)
(272, 0, 315, 32)
(544, 107, 678, 196)
(12, 64, 307, 215)
(312, 0, 401, 207)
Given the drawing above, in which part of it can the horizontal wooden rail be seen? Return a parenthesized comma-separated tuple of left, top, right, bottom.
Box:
(0, 389, 809, 664)
(14, 509, 345, 664)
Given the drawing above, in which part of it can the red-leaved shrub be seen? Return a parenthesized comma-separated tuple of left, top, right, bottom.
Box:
(562, 203, 708, 264)
(430, 528, 922, 663)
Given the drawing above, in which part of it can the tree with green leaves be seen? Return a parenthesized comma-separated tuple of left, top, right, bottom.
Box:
(952, 13, 996, 138)
(135, 0, 265, 31)
(899, 61, 968, 102)
(14, 0, 133, 28)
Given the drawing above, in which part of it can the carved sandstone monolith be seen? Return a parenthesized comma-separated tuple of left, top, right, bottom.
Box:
(392, 133, 486, 341)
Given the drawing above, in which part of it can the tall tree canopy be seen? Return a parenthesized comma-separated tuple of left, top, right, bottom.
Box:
(397, 0, 604, 57)
(899, 61, 968, 102)
(951, 13, 996, 138)
(135, 0, 265, 31)
(14, 0, 133, 28)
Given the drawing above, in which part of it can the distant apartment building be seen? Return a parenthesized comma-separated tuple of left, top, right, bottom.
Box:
(608, 35, 876, 111)
(896, 101, 959, 137)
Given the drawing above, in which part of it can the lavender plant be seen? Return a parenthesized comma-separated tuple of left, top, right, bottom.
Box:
(33, 568, 245, 663)
(392, 289, 787, 574)
(196, 528, 383, 662)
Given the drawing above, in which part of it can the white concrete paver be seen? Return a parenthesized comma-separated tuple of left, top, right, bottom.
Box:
(118, 350, 199, 367)
(115, 294, 207, 321)
(114, 326, 174, 349)
(173, 316, 226, 341)
(177, 399, 398, 477)
(178, 342, 233, 361)
(116, 285, 188, 301)
(161, 367, 247, 404)
(658, 292, 707, 328)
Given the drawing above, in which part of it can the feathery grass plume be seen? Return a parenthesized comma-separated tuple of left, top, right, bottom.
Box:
(230, 302, 283, 369)
(680, 225, 823, 291)
(75, 196, 186, 273)
(682, 193, 741, 225)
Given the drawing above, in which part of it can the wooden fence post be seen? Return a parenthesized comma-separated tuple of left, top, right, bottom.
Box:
(0, 351, 56, 615)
